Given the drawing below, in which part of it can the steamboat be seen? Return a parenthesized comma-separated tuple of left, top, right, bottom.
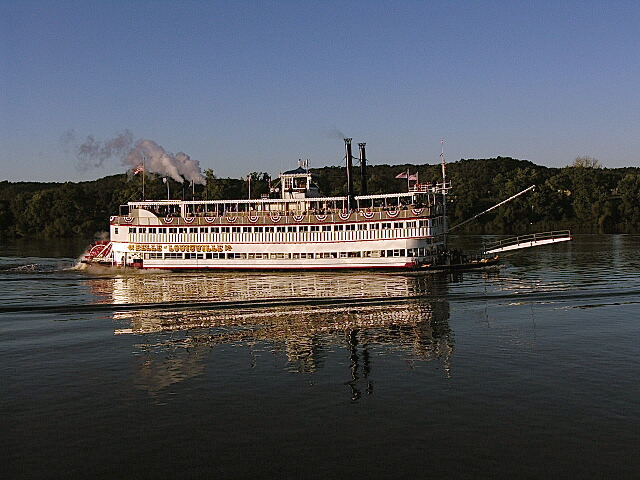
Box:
(85, 139, 569, 270)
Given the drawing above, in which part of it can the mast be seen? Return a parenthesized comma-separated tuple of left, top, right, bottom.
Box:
(440, 139, 448, 248)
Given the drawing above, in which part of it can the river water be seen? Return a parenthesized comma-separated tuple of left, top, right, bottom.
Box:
(1, 235, 638, 478)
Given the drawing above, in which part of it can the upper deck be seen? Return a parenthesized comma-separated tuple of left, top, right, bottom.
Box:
(118, 181, 450, 226)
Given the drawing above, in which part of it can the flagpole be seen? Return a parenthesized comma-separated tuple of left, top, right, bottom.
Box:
(142, 155, 146, 201)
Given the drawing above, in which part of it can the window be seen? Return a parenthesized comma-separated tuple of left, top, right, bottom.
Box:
(164, 253, 182, 259)
(334, 225, 344, 231)
(199, 227, 209, 233)
(265, 227, 274, 233)
(221, 227, 230, 233)
(255, 227, 264, 233)
(139, 227, 147, 234)
(243, 227, 252, 233)
(394, 222, 404, 229)
(299, 226, 309, 232)
(211, 227, 220, 233)
(322, 225, 331, 231)
(358, 224, 367, 230)
(114, 228, 119, 234)
(310, 226, 319, 232)
(169, 227, 177, 233)
(287, 226, 297, 232)
(276, 226, 285, 232)
(232, 227, 240, 233)
(382, 223, 391, 229)
(129, 227, 137, 234)
(406, 221, 416, 228)
(148, 227, 157, 234)
(370, 223, 380, 230)
(345, 224, 355, 231)
(158, 228, 166, 234)
(179, 228, 187, 233)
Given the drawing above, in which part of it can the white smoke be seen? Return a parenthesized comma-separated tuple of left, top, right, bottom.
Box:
(66, 130, 207, 184)
(124, 139, 206, 185)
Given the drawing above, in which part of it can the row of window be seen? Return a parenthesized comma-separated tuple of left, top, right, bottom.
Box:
(124, 219, 444, 235)
(143, 247, 439, 261)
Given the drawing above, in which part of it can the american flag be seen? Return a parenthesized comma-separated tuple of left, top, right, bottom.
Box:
(396, 171, 418, 181)
(133, 164, 144, 175)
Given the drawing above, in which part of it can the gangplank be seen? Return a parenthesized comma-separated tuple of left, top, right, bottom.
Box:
(483, 230, 573, 254)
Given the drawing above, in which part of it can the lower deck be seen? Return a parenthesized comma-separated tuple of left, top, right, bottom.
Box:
(92, 237, 442, 270)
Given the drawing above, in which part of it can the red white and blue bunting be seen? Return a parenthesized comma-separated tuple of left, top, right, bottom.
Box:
(226, 216, 238, 223)
(338, 212, 351, 221)
(204, 217, 216, 223)
(315, 214, 328, 222)
(248, 215, 260, 223)
(163, 217, 174, 224)
(360, 210, 375, 219)
(292, 214, 305, 222)
(123, 217, 134, 223)
(184, 217, 195, 224)
(270, 213, 282, 223)
(411, 208, 424, 216)
(110, 216, 118, 224)
(386, 209, 400, 218)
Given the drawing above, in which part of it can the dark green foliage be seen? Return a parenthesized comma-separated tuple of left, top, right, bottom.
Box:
(1, 158, 638, 239)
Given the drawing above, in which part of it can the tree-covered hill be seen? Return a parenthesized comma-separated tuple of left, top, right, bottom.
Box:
(1, 157, 638, 239)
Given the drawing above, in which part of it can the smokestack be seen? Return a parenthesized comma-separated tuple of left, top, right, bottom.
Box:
(344, 138, 354, 209)
(358, 142, 368, 196)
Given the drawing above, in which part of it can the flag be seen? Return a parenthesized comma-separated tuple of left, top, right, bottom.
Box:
(133, 164, 144, 175)
(395, 171, 408, 179)
(408, 173, 418, 181)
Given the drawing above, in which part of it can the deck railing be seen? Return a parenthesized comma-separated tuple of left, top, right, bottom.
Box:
(116, 205, 442, 226)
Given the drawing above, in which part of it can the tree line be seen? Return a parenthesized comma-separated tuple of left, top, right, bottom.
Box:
(1, 156, 638, 239)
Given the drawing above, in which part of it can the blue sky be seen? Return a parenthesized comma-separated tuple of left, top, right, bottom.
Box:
(2, 0, 639, 182)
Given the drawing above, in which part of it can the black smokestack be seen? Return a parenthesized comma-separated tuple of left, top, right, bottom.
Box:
(358, 142, 368, 196)
(344, 138, 354, 209)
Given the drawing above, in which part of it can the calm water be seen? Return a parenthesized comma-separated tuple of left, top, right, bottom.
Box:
(1, 235, 639, 478)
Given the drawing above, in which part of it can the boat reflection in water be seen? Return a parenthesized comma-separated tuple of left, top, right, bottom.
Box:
(90, 272, 452, 397)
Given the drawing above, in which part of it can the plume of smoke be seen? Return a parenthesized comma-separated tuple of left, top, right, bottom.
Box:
(74, 130, 134, 171)
(124, 139, 206, 185)
(64, 129, 207, 184)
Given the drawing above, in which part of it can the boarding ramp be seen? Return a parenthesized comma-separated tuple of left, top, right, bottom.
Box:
(483, 230, 572, 254)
